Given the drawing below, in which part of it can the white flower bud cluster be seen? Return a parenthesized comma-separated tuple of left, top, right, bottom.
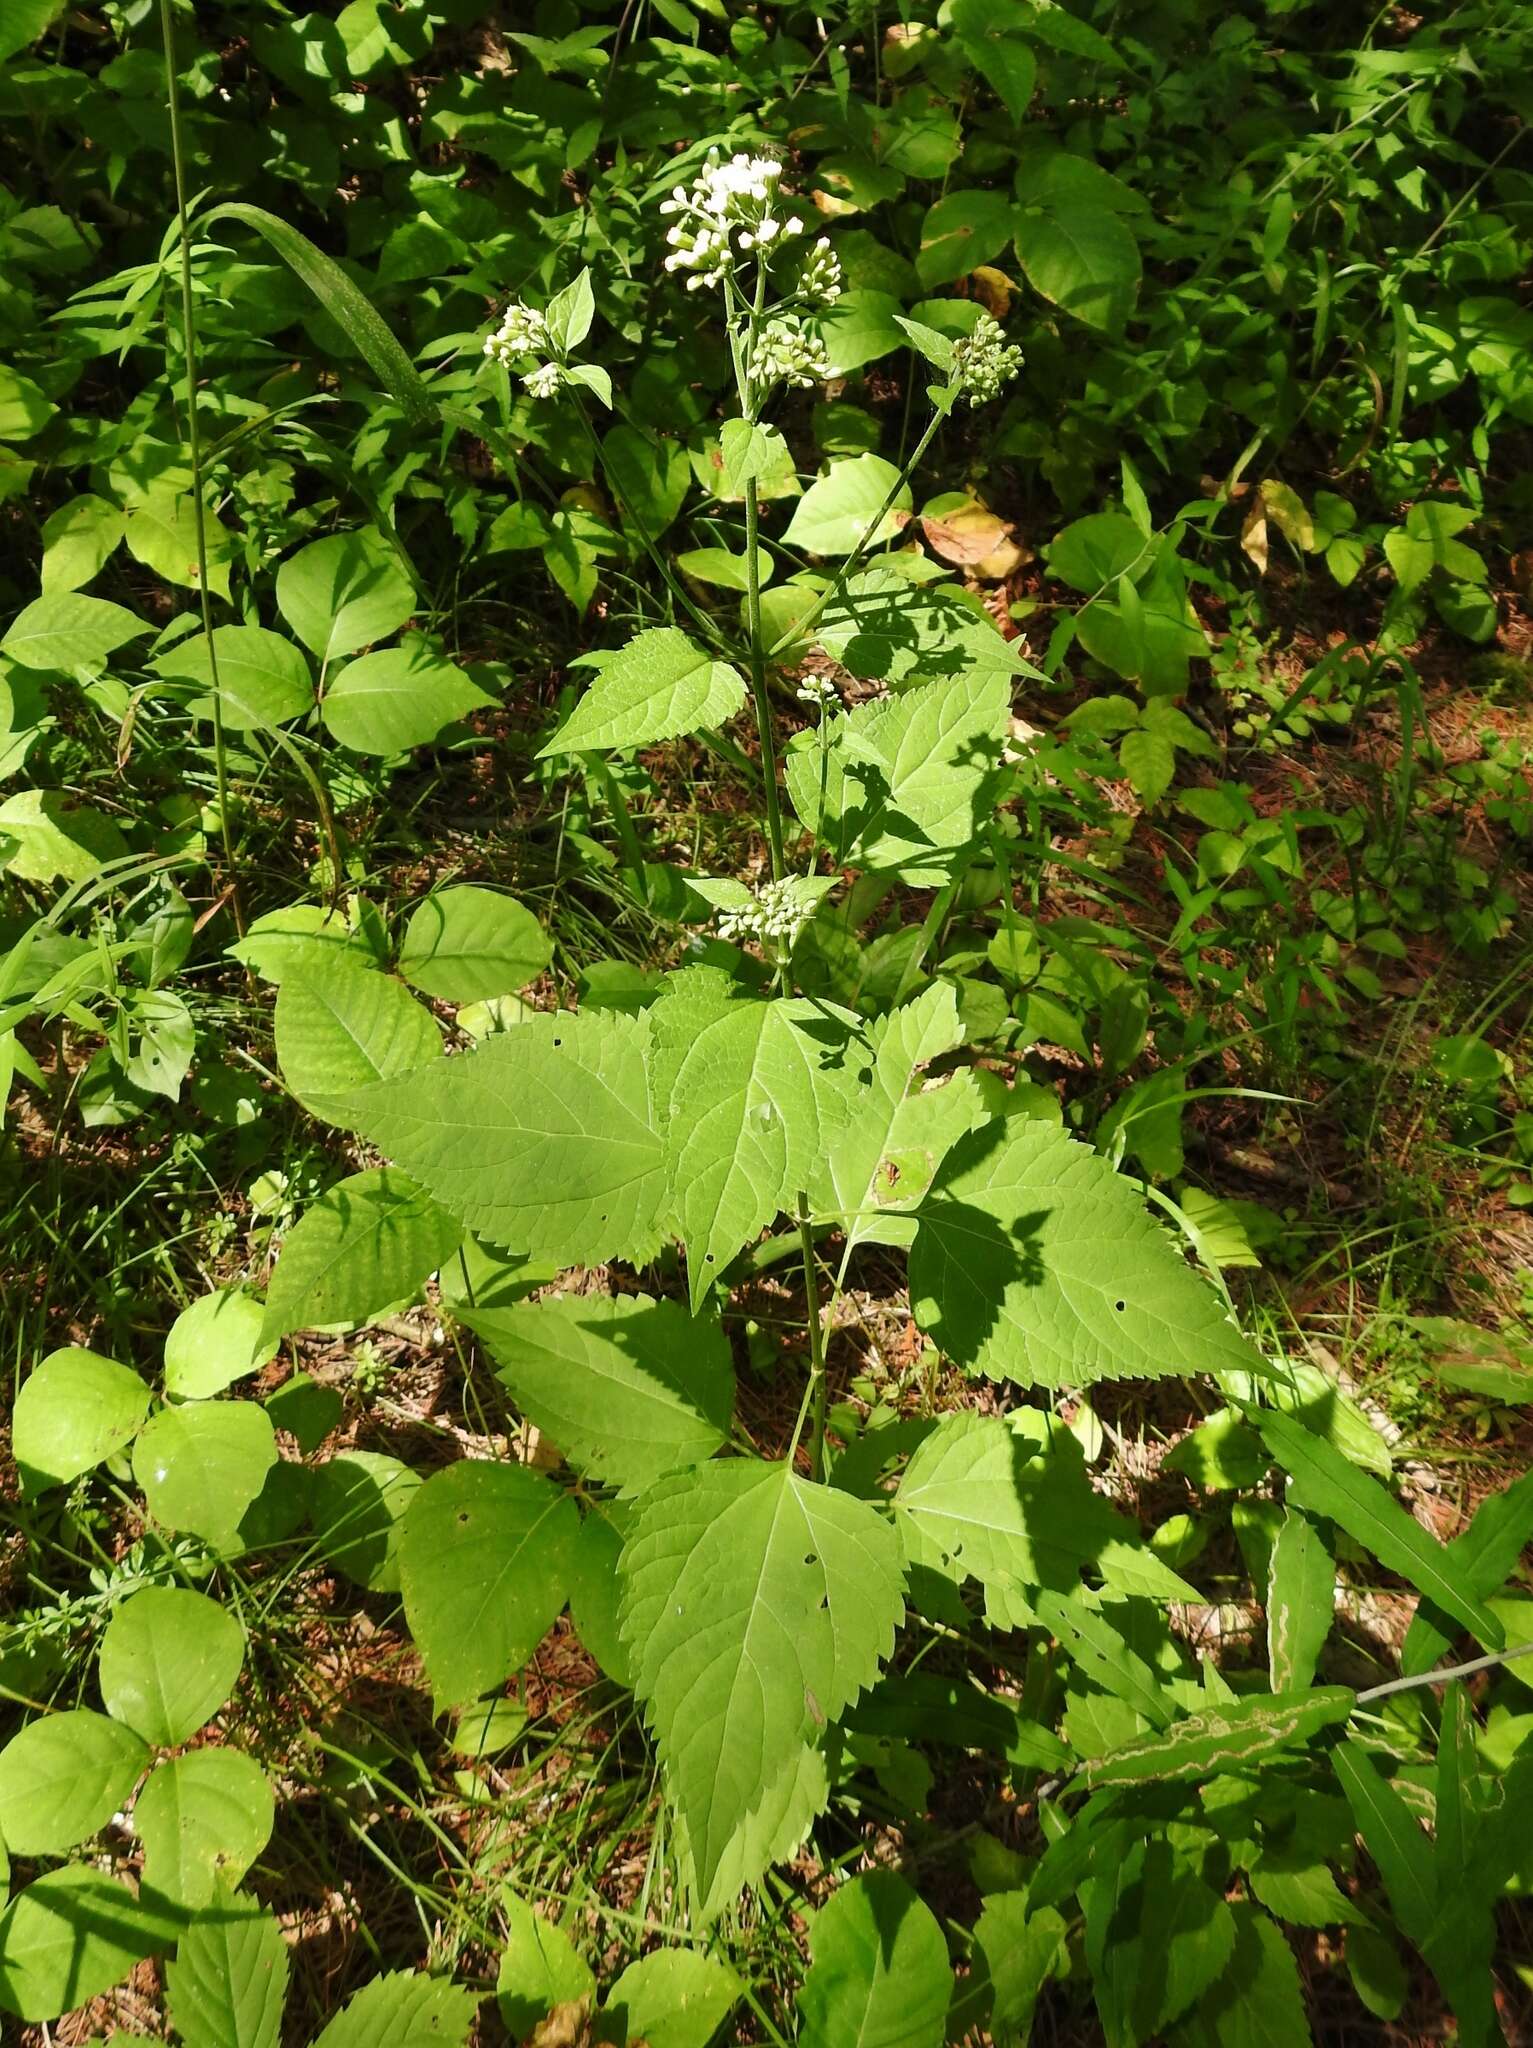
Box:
(750, 314, 831, 390)
(800, 236, 844, 306)
(952, 314, 1024, 408)
(795, 674, 840, 708)
(483, 302, 566, 400)
(714, 877, 812, 949)
(659, 151, 805, 290)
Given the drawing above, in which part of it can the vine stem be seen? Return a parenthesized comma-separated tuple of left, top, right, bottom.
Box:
(159, 0, 243, 934)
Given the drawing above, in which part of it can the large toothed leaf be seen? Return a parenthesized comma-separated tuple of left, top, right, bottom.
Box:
(166, 1894, 289, 2048)
(463, 1293, 734, 1493)
(815, 983, 984, 1252)
(650, 974, 866, 1309)
(619, 1461, 905, 1911)
(309, 1971, 483, 2048)
(908, 1120, 1264, 1387)
(539, 627, 746, 755)
(341, 1009, 667, 1268)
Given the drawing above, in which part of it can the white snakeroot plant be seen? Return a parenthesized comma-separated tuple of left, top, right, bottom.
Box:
(260, 145, 1328, 1940)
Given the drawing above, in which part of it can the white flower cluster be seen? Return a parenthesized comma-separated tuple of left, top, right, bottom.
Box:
(750, 314, 831, 390)
(800, 236, 844, 306)
(484, 301, 565, 399)
(794, 673, 840, 708)
(952, 314, 1024, 408)
(660, 151, 804, 289)
(715, 877, 812, 949)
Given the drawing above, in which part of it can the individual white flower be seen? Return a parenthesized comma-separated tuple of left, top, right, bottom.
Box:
(714, 877, 814, 949)
(483, 301, 548, 365)
(800, 236, 843, 306)
(795, 673, 840, 709)
(659, 149, 807, 289)
(522, 361, 563, 400)
(750, 314, 831, 390)
(952, 314, 1024, 408)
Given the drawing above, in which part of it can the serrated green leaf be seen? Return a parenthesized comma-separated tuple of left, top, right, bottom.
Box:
(396, 885, 551, 1002)
(166, 1893, 289, 2048)
(786, 672, 1010, 885)
(909, 1120, 1264, 1387)
(262, 1168, 463, 1342)
(969, 1892, 1065, 2043)
(464, 1293, 733, 1492)
(97, 1586, 245, 1748)
(1256, 1408, 1503, 1644)
(276, 961, 442, 1121)
(649, 979, 865, 1309)
(620, 1461, 905, 1909)
(13, 1345, 150, 1492)
(0, 1709, 147, 1854)
(1170, 1902, 1312, 2048)
(342, 1008, 667, 1267)
(398, 1460, 579, 1709)
(796, 1871, 949, 2048)
(1080, 1686, 1354, 1789)
(0, 1868, 174, 2023)
(540, 627, 746, 756)
(1267, 1507, 1333, 1692)
(814, 570, 1028, 685)
(309, 1971, 482, 2048)
(1084, 1838, 1236, 2048)
(321, 639, 494, 754)
(135, 1749, 274, 1907)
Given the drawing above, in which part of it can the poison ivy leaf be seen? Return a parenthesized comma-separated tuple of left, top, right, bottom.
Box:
(1119, 726, 1175, 804)
(796, 1871, 949, 2048)
(818, 983, 984, 1252)
(307, 1450, 420, 1591)
(1015, 203, 1140, 332)
(0, 1868, 174, 2023)
(1078, 560, 1205, 696)
(0, 1709, 147, 1854)
(136, 1749, 274, 1907)
(909, 1120, 1264, 1387)
(124, 485, 233, 598)
(152, 625, 312, 731)
(1247, 1850, 1367, 1929)
(539, 627, 746, 756)
(274, 528, 415, 665)
(321, 639, 494, 754)
(342, 1008, 667, 1267)
(309, 1971, 482, 2048)
(0, 787, 128, 882)
(164, 1288, 279, 1399)
(619, 1460, 905, 1910)
(227, 903, 380, 985)
(13, 1345, 150, 1492)
(602, 424, 691, 541)
(1167, 1902, 1310, 2048)
(397, 1459, 579, 1709)
(1267, 1507, 1333, 1692)
(816, 289, 907, 376)
(1, 591, 145, 673)
(463, 1293, 734, 1492)
(782, 455, 910, 557)
(261, 1168, 464, 1342)
(1079, 1686, 1354, 1789)
(949, 0, 1038, 121)
(1084, 1838, 1236, 2048)
(132, 1401, 278, 1551)
(917, 191, 1018, 288)
(40, 494, 125, 592)
(1256, 1408, 1503, 1643)
(605, 1950, 742, 2048)
(785, 671, 1010, 884)
(166, 1894, 289, 2048)
(496, 1892, 593, 2037)
(396, 885, 551, 1001)
(97, 1586, 246, 1747)
(276, 960, 442, 1119)
(649, 976, 865, 1309)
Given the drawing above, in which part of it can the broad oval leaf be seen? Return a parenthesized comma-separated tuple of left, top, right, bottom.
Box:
(0, 1708, 148, 1854)
(97, 1586, 246, 1747)
(796, 1871, 950, 2048)
(496, 1891, 593, 2037)
(396, 885, 551, 1002)
(274, 527, 415, 666)
(164, 1288, 278, 1399)
(781, 455, 909, 557)
(307, 1449, 420, 1592)
(0, 1867, 174, 2023)
(321, 639, 494, 755)
(464, 1292, 734, 1492)
(132, 1401, 278, 1550)
(398, 1459, 580, 1709)
(261, 1167, 464, 1343)
(606, 1949, 742, 2048)
(908, 1119, 1264, 1387)
(1014, 202, 1140, 333)
(135, 1749, 275, 1907)
(619, 1461, 905, 1909)
(0, 591, 145, 674)
(13, 1345, 150, 1492)
(151, 623, 312, 732)
(539, 627, 746, 757)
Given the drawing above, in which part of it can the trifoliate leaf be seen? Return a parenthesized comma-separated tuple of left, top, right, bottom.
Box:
(786, 672, 1010, 885)
(796, 1871, 950, 2048)
(132, 1401, 278, 1551)
(649, 976, 866, 1309)
(164, 1288, 278, 1399)
(539, 627, 746, 755)
(151, 623, 313, 732)
(97, 1586, 246, 1747)
(342, 1009, 667, 1268)
(260, 1167, 464, 1343)
(398, 1460, 579, 1709)
(816, 983, 983, 1250)
(321, 638, 495, 755)
(619, 1461, 905, 1909)
(275, 960, 442, 1121)
(13, 1345, 150, 1492)
(0, 1709, 147, 1854)
(274, 527, 415, 665)
(0, 591, 146, 673)
(166, 1893, 288, 2048)
(135, 1749, 274, 1907)
(307, 1450, 420, 1591)
(463, 1293, 734, 1492)
(909, 1120, 1265, 1386)
(0, 1868, 175, 2023)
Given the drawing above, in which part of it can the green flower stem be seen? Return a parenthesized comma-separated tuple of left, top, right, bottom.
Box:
(796, 1192, 832, 1481)
(738, 263, 787, 883)
(159, 0, 243, 935)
